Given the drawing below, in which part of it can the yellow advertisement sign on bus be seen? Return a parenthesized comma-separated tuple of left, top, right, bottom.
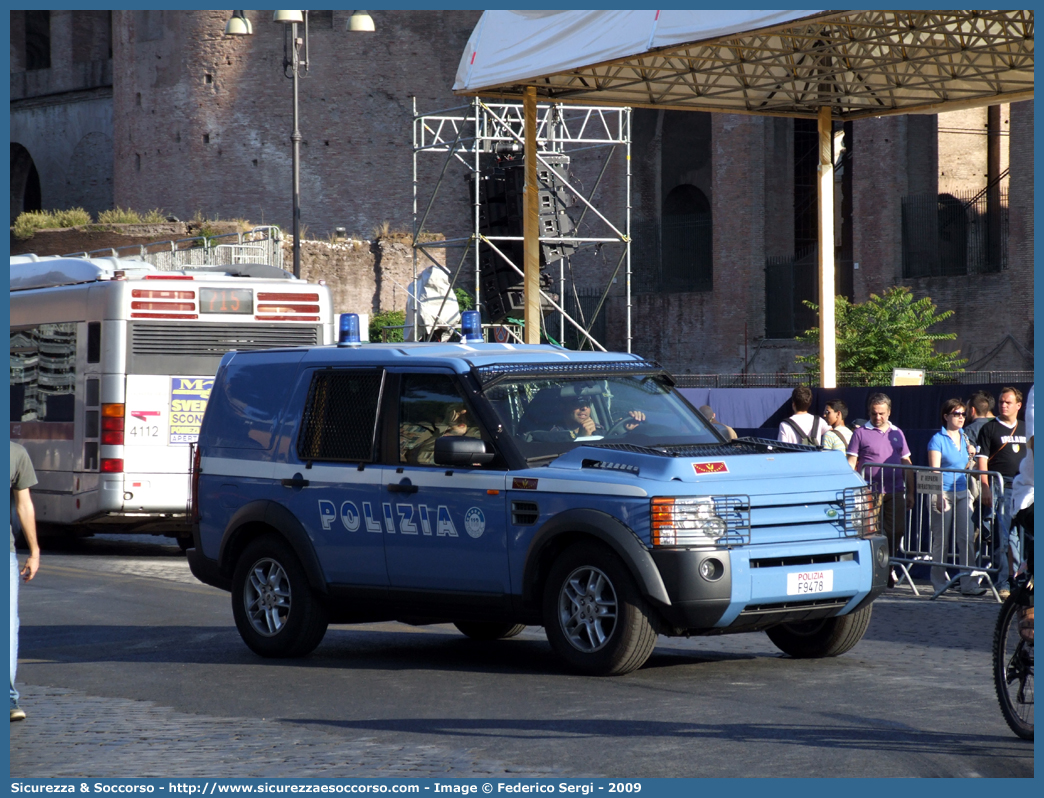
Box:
(169, 377, 214, 444)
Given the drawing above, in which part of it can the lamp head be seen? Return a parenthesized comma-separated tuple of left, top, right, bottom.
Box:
(273, 10, 305, 24)
(224, 10, 253, 36)
(348, 10, 375, 32)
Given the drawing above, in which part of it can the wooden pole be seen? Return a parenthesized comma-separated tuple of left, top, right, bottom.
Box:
(523, 87, 541, 344)
(817, 105, 836, 389)
(519, 86, 538, 342)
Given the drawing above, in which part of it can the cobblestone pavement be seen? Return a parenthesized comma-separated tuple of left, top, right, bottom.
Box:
(9, 543, 1030, 779)
(13, 547, 572, 779)
(9, 685, 570, 779)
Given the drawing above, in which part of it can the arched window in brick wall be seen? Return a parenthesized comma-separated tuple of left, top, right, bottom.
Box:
(661, 184, 712, 292)
(11, 143, 42, 223)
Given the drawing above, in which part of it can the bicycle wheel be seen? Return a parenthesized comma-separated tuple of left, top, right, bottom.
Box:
(993, 591, 1034, 740)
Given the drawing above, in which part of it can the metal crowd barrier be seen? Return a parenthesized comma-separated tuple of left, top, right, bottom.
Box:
(859, 461, 1007, 602)
(63, 226, 285, 272)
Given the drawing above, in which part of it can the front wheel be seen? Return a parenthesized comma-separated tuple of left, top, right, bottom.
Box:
(543, 542, 657, 676)
(993, 591, 1034, 740)
(231, 535, 329, 658)
(766, 604, 873, 658)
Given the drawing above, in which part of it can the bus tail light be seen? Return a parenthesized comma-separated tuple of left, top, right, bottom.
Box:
(101, 404, 125, 445)
(101, 458, 124, 473)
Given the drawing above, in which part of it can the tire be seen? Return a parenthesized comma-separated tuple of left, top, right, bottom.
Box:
(766, 603, 873, 659)
(231, 534, 329, 658)
(543, 542, 658, 676)
(453, 621, 527, 641)
(993, 591, 1034, 740)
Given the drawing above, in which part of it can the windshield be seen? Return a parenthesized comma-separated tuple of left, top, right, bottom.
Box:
(483, 372, 721, 463)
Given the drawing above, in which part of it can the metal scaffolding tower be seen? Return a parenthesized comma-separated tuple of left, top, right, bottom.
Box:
(412, 98, 632, 351)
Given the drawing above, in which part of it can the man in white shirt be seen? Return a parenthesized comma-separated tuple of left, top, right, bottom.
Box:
(778, 386, 825, 446)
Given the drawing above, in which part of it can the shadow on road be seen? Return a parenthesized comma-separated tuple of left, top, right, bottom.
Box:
(22, 622, 770, 675)
(283, 714, 1030, 759)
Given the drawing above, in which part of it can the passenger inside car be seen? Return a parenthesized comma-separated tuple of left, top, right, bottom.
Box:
(401, 403, 482, 465)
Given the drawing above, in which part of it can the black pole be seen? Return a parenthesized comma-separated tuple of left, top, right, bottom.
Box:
(986, 104, 1001, 272)
(291, 21, 302, 278)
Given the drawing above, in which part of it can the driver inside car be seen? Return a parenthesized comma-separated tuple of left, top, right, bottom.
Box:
(524, 391, 645, 442)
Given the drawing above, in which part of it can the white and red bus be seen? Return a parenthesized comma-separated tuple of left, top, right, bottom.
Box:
(10, 255, 334, 546)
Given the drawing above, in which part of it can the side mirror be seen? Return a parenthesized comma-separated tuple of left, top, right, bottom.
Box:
(434, 436, 495, 467)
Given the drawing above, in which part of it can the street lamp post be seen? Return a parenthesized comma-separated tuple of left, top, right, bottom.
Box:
(277, 11, 306, 278)
(225, 11, 375, 278)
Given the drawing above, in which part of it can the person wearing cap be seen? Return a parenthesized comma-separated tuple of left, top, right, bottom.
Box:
(556, 395, 645, 439)
(526, 392, 644, 442)
(699, 405, 737, 440)
(403, 403, 481, 465)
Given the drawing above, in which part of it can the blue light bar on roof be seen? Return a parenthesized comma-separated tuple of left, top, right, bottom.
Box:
(473, 359, 667, 388)
(461, 311, 482, 343)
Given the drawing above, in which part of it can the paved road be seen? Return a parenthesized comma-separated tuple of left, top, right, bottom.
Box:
(10, 535, 1033, 779)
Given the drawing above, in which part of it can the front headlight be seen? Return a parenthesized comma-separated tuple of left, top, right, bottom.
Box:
(841, 486, 877, 538)
(651, 497, 730, 546)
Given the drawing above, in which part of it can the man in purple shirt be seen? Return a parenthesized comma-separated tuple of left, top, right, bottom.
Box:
(847, 393, 915, 586)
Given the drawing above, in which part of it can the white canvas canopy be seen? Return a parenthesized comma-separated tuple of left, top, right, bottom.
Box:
(454, 10, 1033, 118)
(453, 10, 1034, 384)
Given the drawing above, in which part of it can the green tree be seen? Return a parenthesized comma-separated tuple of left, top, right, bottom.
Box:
(369, 310, 406, 343)
(454, 287, 474, 312)
(796, 286, 966, 383)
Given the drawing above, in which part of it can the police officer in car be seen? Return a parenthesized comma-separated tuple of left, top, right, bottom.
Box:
(527, 393, 645, 442)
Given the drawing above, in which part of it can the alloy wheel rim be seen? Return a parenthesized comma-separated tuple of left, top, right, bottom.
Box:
(559, 565, 618, 653)
(244, 557, 291, 637)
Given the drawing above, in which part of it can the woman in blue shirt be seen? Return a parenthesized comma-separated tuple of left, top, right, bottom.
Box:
(927, 398, 983, 595)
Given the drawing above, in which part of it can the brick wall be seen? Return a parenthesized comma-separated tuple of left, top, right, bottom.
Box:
(852, 116, 909, 297)
(10, 10, 114, 218)
(937, 105, 1010, 195)
(112, 10, 481, 241)
(295, 238, 418, 317)
(897, 101, 1032, 371)
(624, 114, 766, 373)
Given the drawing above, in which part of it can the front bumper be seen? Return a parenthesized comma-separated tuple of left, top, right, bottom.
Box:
(650, 534, 889, 633)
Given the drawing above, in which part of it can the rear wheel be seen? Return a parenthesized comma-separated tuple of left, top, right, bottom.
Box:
(993, 592, 1034, 740)
(453, 621, 527, 641)
(543, 542, 657, 676)
(766, 604, 873, 658)
(231, 535, 329, 658)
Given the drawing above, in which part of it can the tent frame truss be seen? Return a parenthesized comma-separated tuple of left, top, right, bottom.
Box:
(411, 98, 633, 351)
(503, 11, 1033, 120)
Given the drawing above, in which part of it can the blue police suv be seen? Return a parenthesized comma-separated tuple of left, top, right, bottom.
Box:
(188, 342, 888, 675)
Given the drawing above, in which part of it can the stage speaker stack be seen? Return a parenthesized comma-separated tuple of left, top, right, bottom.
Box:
(470, 153, 576, 322)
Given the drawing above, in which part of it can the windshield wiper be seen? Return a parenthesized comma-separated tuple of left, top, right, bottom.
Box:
(525, 453, 562, 466)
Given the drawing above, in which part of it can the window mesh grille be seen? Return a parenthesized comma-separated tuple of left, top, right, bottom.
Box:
(131, 323, 317, 356)
(297, 370, 383, 462)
